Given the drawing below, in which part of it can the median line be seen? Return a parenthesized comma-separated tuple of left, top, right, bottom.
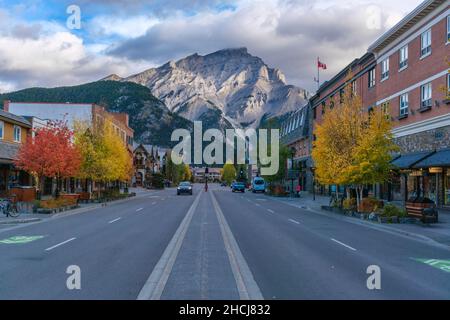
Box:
(108, 217, 122, 224)
(331, 238, 357, 251)
(137, 191, 202, 300)
(210, 191, 264, 300)
(45, 237, 76, 251)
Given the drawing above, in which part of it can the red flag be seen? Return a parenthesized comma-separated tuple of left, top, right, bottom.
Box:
(318, 59, 327, 70)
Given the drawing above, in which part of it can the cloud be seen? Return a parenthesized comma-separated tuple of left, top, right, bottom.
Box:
(0, 0, 423, 93)
(108, 0, 420, 91)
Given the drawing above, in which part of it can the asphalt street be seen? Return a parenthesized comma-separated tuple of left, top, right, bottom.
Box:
(0, 184, 449, 300)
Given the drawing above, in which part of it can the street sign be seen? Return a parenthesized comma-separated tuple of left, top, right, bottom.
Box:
(0, 235, 45, 245)
(414, 258, 450, 273)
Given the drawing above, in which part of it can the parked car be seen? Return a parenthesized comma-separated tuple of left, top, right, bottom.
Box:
(252, 177, 266, 193)
(220, 182, 228, 187)
(232, 181, 246, 193)
(177, 181, 193, 195)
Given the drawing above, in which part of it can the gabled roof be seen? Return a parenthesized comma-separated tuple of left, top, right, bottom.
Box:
(0, 109, 31, 127)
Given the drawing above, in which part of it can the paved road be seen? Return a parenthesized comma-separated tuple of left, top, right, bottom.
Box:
(0, 184, 449, 300)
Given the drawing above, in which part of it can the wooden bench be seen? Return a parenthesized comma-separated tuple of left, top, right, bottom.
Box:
(406, 202, 438, 223)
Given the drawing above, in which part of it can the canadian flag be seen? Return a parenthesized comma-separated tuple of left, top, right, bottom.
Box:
(318, 59, 327, 70)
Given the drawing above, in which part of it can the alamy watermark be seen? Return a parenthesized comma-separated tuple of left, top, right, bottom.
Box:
(366, 265, 381, 290)
(171, 121, 280, 176)
(66, 265, 81, 290)
(66, 5, 81, 30)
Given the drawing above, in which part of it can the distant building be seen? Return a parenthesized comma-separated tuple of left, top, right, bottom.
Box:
(132, 144, 168, 187)
(193, 167, 221, 183)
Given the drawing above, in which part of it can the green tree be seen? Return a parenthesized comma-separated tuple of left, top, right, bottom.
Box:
(221, 163, 236, 185)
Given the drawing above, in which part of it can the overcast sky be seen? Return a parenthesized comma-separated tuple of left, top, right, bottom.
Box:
(0, 0, 424, 93)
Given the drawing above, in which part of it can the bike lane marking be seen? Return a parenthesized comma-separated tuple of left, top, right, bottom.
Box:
(0, 235, 46, 245)
(413, 258, 450, 273)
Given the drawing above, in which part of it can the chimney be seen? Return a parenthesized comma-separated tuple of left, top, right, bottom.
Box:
(3, 100, 10, 112)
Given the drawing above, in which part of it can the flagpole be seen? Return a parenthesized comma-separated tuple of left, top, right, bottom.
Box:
(317, 57, 320, 91)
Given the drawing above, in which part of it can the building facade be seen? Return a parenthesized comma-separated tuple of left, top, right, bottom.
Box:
(5, 101, 134, 149)
(280, 105, 312, 193)
(0, 109, 32, 196)
(132, 144, 167, 187)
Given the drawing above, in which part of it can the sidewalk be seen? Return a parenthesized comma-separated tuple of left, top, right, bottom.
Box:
(0, 187, 153, 227)
(271, 192, 450, 248)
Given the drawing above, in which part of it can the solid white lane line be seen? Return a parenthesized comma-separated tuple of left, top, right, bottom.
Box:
(288, 219, 300, 225)
(267, 209, 275, 214)
(210, 192, 264, 300)
(45, 238, 76, 251)
(331, 238, 357, 251)
(136, 208, 144, 212)
(137, 191, 202, 300)
(108, 217, 122, 224)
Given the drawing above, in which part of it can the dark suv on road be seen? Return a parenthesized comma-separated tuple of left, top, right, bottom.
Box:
(177, 182, 193, 195)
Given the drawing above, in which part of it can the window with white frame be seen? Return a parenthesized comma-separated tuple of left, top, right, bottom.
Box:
(421, 83, 432, 108)
(14, 125, 21, 142)
(421, 29, 432, 57)
(368, 68, 376, 88)
(399, 94, 409, 117)
(447, 16, 450, 43)
(352, 80, 357, 96)
(381, 58, 389, 80)
(0, 121, 3, 139)
(399, 45, 408, 69)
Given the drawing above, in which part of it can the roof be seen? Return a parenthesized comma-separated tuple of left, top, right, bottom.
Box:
(0, 109, 31, 127)
(413, 149, 450, 168)
(0, 142, 20, 162)
(368, 0, 446, 53)
(391, 151, 435, 169)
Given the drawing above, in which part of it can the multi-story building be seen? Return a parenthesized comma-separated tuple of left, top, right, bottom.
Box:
(4, 101, 134, 149)
(368, 0, 449, 207)
(279, 105, 312, 192)
(283, 0, 449, 207)
(0, 109, 32, 196)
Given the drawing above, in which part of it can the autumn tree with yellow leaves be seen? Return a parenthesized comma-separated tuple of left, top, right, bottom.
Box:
(74, 116, 132, 194)
(312, 77, 398, 210)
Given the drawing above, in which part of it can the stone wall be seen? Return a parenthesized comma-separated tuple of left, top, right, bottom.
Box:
(395, 125, 450, 154)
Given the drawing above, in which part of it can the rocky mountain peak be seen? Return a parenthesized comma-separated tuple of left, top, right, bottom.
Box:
(104, 48, 309, 129)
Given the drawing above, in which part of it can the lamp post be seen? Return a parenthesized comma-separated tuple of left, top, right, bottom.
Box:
(290, 147, 296, 198)
(311, 166, 316, 201)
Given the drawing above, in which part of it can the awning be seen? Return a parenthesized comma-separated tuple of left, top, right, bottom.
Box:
(413, 149, 450, 168)
(391, 151, 434, 169)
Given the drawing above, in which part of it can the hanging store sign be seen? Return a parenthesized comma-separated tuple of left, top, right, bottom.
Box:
(429, 167, 443, 174)
(410, 170, 423, 177)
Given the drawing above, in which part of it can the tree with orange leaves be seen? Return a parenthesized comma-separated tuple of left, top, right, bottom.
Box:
(14, 120, 81, 198)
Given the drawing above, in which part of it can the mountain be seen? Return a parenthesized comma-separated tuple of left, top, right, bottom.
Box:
(104, 48, 309, 129)
(0, 81, 192, 147)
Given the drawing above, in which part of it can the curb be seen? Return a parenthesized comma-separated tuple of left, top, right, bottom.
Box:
(272, 198, 450, 251)
(0, 218, 42, 225)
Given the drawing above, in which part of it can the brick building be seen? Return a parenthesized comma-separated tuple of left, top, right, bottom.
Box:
(282, 0, 449, 207)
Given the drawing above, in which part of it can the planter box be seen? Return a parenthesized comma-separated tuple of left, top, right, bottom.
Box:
(377, 216, 391, 224)
(399, 217, 418, 224)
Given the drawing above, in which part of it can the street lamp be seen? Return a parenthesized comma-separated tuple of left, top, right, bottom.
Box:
(290, 147, 296, 198)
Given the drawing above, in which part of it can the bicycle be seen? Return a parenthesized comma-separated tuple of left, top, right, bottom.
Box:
(0, 197, 20, 218)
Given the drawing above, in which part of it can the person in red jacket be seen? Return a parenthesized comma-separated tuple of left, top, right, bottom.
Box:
(296, 184, 301, 197)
